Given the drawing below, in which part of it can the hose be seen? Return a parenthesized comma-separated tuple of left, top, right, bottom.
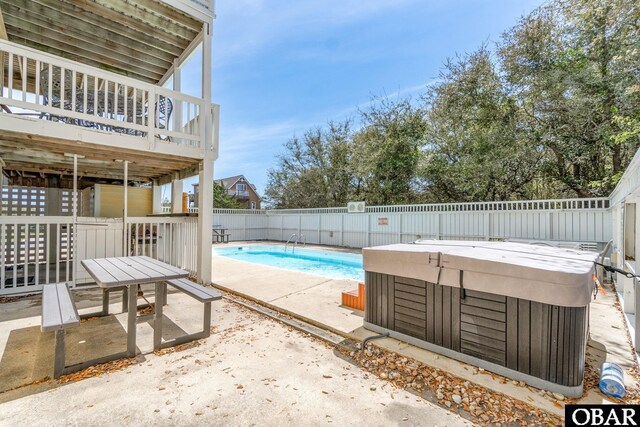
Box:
(361, 332, 390, 350)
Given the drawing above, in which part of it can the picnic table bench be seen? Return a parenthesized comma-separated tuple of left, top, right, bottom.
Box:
(212, 226, 230, 243)
(161, 278, 222, 347)
(41, 282, 80, 378)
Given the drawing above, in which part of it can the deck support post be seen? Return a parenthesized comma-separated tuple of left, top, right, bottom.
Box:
(171, 177, 183, 214)
(197, 19, 214, 285)
(72, 154, 77, 286)
(123, 161, 128, 256)
(152, 179, 162, 214)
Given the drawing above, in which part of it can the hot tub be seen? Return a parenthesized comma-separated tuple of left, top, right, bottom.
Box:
(362, 240, 600, 397)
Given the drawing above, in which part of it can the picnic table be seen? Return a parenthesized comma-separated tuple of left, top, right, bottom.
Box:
(81, 256, 189, 356)
(212, 225, 230, 243)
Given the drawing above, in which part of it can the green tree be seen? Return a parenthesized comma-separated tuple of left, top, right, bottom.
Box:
(264, 120, 356, 208)
(353, 97, 428, 205)
(420, 48, 542, 202)
(498, 0, 640, 196)
(264, 0, 640, 207)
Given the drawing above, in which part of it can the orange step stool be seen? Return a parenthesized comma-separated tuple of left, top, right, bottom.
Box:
(341, 282, 365, 311)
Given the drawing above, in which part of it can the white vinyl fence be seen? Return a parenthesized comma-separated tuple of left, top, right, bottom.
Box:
(213, 198, 612, 250)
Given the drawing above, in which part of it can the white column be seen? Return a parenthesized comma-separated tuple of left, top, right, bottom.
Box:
(171, 178, 183, 214)
(72, 155, 78, 286)
(123, 161, 128, 256)
(152, 179, 162, 214)
(197, 19, 214, 284)
(197, 160, 213, 283)
(173, 58, 182, 133)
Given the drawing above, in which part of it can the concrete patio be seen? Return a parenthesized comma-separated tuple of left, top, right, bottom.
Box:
(0, 288, 471, 426)
(0, 241, 637, 425)
(211, 242, 640, 417)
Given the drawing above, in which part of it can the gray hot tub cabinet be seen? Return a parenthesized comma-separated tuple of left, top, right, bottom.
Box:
(362, 241, 598, 398)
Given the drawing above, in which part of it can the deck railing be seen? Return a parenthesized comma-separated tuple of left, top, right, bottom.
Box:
(126, 216, 198, 274)
(0, 39, 208, 153)
(0, 216, 197, 295)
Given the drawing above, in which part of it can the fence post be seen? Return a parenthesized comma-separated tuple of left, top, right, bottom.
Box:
(484, 211, 491, 241)
(636, 279, 640, 355)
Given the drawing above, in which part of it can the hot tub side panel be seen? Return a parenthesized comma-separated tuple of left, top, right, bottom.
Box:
(364, 272, 588, 388)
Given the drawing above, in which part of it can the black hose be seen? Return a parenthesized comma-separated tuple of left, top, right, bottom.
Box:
(361, 332, 390, 350)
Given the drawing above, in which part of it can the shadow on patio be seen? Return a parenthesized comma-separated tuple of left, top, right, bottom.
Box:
(0, 286, 203, 402)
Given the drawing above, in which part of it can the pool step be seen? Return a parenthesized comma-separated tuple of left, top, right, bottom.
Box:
(341, 283, 365, 311)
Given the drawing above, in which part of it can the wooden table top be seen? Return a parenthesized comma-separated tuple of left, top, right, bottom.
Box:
(81, 256, 189, 288)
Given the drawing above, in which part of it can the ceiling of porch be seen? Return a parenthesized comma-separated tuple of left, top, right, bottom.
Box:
(0, 129, 200, 184)
(0, 0, 204, 84)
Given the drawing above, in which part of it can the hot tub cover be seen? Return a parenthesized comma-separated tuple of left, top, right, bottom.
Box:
(362, 240, 600, 307)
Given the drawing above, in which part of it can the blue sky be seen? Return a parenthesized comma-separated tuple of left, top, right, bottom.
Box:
(183, 0, 544, 197)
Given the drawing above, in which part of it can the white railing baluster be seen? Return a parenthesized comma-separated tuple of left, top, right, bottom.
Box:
(65, 224, 70, 282)
(35, 224, 40, 286)
(45, 223, 50, 284)
(114, 82, 118, 123)
(24, 224, 29, 288)
(7, 52, 13, 99)
(133, 223, 138, 256)
(71, 69, 76, 113)
(47, 63, 53, 107)
(12, 224, 17, 287)
(103, 80, 108, 122)
(21, 55, 27, 101)
(133, 88, 138, 126)
(123, 85, 128, 124)
(82, 73, 88, 114)
(94, 76, 98, 118)
(55, 223, 60, 282)
(147, 91, 155, 144)
(35, 60, 41, 104)
(0, 224, 5, 290)
(60, 66, 65, 115)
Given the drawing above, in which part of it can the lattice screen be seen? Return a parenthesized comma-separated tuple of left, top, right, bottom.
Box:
(1, 186, 73, 216)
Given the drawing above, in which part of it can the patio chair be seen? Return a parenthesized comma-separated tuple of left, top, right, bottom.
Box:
(39, 67, 97, 129)
(114, 95, 173, 139)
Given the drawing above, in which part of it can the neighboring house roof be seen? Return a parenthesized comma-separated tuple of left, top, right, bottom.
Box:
(214, 174, 244, 190)
(202, 174, 261, 201)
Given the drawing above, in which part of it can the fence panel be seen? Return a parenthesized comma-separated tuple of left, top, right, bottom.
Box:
(211, 198, 612, 249)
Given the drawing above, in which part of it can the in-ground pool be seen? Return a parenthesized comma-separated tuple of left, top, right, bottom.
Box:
(213, 245, 364, 281)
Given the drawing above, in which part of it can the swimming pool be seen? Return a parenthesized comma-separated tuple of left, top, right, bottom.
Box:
(213, 245, 364, 281)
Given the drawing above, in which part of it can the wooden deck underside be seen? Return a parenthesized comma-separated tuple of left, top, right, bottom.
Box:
(0, 0, 204, 85)
(0, 128, 201, 183)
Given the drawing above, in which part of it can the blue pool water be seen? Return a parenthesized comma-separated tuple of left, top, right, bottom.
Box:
(213, 245, 364, 281)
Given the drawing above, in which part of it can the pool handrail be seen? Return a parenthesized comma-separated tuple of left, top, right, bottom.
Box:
(285, 234, 297, 252)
